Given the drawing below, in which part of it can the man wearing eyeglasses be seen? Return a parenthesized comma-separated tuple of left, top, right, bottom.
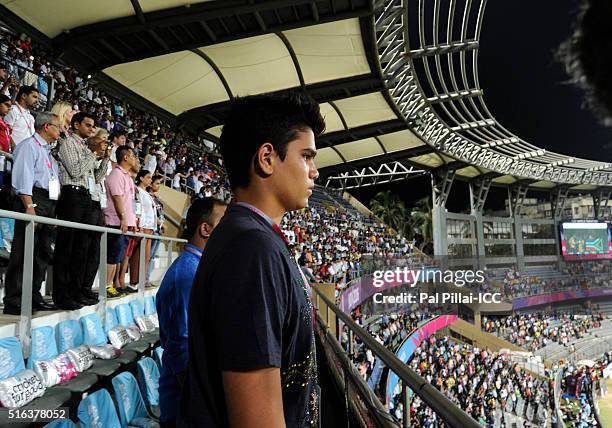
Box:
(53, 112, 110, 310)
(3, 112, 60, 315)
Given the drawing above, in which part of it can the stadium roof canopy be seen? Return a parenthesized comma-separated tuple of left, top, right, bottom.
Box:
(2, 0, 611, 191)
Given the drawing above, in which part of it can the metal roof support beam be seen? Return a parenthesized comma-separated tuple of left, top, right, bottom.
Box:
(469, 176, 492, 213)
(409, 40, 479, 59)
(480, 137, 520, 149)
(432, 167, 455, 208)
(592, 189, 612, 219)
(450, 119, 495, 132)
(427, 89, 483, 104)
(514, 149, 546, 160)
(550, 186, 569, 220)
(324, 162, 427, 190)
(508, 183, 529, 217)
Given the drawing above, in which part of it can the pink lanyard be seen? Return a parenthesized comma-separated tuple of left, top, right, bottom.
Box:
(16, 105, 33, 130)
(33, 135, 54, 176)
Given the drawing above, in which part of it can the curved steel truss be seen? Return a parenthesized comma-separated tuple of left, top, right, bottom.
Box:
(373, 0, 612, 186)
(325, 161, 427, 189)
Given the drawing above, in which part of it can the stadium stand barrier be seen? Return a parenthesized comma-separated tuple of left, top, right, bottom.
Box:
(312, 287, 481, 428)
(0, 206, 185, 357)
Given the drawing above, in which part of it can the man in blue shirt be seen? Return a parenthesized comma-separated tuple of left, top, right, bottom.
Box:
(3, 111, 61, 315)
(156, 197, 227, 427)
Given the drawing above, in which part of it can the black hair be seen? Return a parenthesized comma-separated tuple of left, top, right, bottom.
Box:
(219, 91, 325, 190)
(70, 111, 95, 128)
(115, 145, 133, 164)
(135, 169, 151, 185)
(558, 0, 612, 124)
(15, 85, 38, 103)
(0, 63, 6, 70)
(110, 130, 127, 141)
(183, 197, 227, 239)
(0, 94, 10, 104)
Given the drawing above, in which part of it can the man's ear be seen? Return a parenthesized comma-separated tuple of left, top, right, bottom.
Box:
(253, 142, 275, 177)
(200, 222, 211, 239)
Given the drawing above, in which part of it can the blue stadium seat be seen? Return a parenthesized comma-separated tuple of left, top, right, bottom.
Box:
(144, 296, 156, 316)
(130, 300, 145, 318)
(56, 320, 121, 379)
(29, 326, 98, 395)
(0, 337, 71, 412)
(120, 302, 160, 348)
(77, 388, 122, 428)
(108, 306, 149, 355)
(112, 372, 159, 427)
(43, 420, 77, 428)
(137, 357, 161, 419)
(153, 347, 163, 370)
(80, 313, 138, 368)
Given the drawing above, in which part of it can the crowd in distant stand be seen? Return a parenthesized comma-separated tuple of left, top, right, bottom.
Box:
(560, 351, 611, 427)
(490, 260, 612, 299)
(482, 311, 605, 352)
(394, 336, 552, 426)
(283, 205, 418, 293)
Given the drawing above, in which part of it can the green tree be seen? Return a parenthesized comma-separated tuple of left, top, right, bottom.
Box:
(369, 190, 412, 239)
(410, 196, 433, 253)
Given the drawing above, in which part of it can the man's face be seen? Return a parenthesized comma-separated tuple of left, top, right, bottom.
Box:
(270, 129, 318, 211)
(113, 135, 126, 146)
(75, 117, 96, 139)
(24, 91, 39, 108)
(45, 118, 61, 142)
(0, 68, 7, 80)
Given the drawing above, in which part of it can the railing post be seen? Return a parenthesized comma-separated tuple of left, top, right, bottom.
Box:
(167, 241, 173, 268)
(138, 234, 146, 304)
(98, 231, 108, 328)
(19, 220, 35, 357)
(349, 330, 354, 358)
(402, 384, 409, 427)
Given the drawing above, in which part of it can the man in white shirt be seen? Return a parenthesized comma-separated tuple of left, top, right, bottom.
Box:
(144, 146, 158, 173)
(5, 85, 38, 148)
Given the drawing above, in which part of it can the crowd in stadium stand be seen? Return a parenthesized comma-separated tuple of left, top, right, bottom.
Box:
(0, 29, 230, 198)
(394, 335, 552, 426)
(283, 206, 416, 291)
(559, 351, 611, 427)
(491, 261, 612, 299)
(482, 312, 605, 352)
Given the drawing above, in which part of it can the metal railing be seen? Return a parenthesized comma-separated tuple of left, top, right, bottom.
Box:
(0, 208, 186, 356)
(312, 287, 480, 428)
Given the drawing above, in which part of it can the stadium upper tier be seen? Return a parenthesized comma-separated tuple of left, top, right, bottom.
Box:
(1, 0, 610, 189)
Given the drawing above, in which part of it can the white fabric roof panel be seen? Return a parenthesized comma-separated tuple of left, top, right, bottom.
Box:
(319, 103, 346, 134)
(140, 0, 212, 14)
(456, 166, 481, 178)
(314, 147, 344, 169)
(104, 51, 229, 115)
(377, 130, 426, 153)
(283, 19, 370, 85)
(0, 0, 212, 37)
(530, 181, 557, 189)
(334, 93, 397, 128)
(492, 175, 517, 184)
(206, 125, 223, 138)
(198, 35, 299, 97)
(0, 0, 133, 37)
(409, 153, 444, 168)
(334, 138, 384, 162)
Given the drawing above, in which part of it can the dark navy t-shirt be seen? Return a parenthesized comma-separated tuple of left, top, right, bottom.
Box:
(180, 203, 319, 427)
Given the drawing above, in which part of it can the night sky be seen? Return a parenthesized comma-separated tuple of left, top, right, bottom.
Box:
(349, 0, 612, 213)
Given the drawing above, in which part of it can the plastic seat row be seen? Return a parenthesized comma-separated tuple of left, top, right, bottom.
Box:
(42, 354, 162, 428)
(0, 296, 160, 423)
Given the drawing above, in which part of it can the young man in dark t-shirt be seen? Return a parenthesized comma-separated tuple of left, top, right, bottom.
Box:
(180, 92, 325, 427)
